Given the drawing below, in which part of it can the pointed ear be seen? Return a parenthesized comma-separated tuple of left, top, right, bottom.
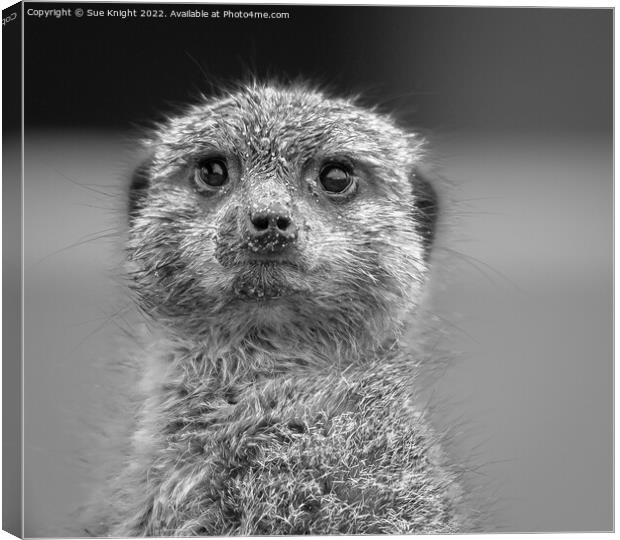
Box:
(128, 158, 152, 225)
(410, 167, 439, 260)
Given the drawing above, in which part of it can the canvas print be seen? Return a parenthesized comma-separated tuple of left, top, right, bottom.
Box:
(2, 3, 613, 537)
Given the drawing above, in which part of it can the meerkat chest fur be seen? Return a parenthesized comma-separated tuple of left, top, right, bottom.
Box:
(101, 82, 465, 536)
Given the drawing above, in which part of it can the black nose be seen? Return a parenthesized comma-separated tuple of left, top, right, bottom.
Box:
(246, 204, 298, 252)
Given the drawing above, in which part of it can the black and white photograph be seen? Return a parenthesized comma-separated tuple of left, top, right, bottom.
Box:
(2, 2, 613, 537)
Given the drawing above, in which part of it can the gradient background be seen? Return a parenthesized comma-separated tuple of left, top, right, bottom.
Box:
(21, 4, 612, 536)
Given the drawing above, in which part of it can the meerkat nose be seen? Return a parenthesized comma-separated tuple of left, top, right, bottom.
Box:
(246, 203, 298, 253)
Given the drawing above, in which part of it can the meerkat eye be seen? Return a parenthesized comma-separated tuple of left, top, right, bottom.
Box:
(319, 164, 355, 195)
(195, 158, 228, 189)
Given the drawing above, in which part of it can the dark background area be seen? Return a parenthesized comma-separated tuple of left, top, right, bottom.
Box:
(25, 4, 611, 133)
(21, 4, 612, 536)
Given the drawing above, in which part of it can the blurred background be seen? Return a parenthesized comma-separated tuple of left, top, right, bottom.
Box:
(21, 5, 612, 536)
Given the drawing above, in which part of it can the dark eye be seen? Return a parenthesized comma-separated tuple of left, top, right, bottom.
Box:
(195, 158, 228, 189)
(319, 164, 354, 194)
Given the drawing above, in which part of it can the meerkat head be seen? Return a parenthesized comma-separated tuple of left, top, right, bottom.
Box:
(126, 82, 437, 360)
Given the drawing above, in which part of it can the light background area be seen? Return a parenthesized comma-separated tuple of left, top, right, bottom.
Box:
(22, 129, 612, 536)
(20, 6, 612, 536)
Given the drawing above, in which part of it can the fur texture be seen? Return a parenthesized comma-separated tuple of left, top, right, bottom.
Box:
(91, 82, 466, 535)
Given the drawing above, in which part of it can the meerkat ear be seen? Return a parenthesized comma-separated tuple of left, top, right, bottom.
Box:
(411, 167, 439, 260)
(128, 158, 152, 225)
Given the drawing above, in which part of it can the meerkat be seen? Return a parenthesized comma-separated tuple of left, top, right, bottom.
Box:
(90, 82, 469, 536)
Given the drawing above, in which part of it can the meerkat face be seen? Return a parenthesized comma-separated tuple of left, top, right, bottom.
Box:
(126, 84, 437, 349)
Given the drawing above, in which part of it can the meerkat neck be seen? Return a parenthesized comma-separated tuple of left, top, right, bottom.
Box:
(141, 324, 405, 402)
